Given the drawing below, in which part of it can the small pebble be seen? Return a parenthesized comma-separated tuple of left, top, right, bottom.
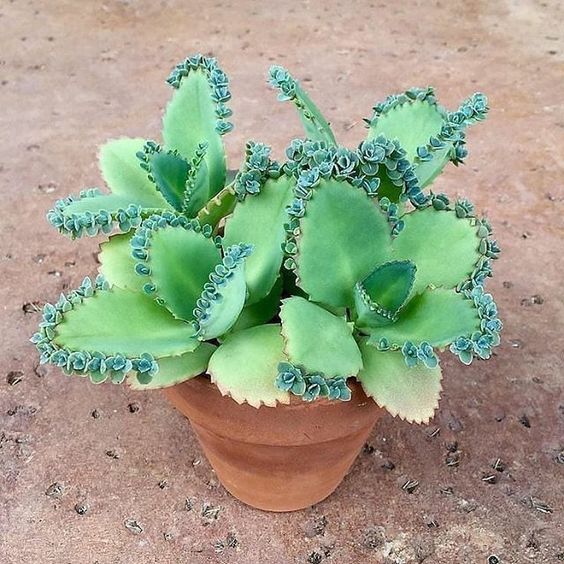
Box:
(7, 371, 23, 386)
(45, 482, 64, 499)
(128, 402, 140, 413)
(74, 503, 88, 515)
(518, 414, 531, 428)
(124, 519, 143, 534)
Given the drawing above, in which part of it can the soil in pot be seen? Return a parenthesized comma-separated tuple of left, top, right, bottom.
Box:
(164, 376, 384, 512)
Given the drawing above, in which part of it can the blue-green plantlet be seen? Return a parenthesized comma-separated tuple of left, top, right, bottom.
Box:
(34, 55, 500, 424)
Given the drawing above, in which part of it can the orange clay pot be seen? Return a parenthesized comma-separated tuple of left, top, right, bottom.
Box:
(163, 375, 384, 512)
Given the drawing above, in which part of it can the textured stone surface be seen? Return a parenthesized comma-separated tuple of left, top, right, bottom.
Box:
(1, 1, 563, 562)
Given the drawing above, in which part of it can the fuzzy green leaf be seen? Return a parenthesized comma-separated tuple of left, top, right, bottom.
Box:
(367, 288, 479, 348)
(98, 234, 145, 293)
(354, 260, 416, 329)
(392, 207, 480, 294)
(98, 138, 170, 208)
(163, 69, 226, 197)
(230, 277, 282, 333)
(142, 225, 221, 321)
(53, 288, 198, 357)
(128, 343, 215, 390)
(280, 296, 363, 378)
(296, 178, 392, 307)
(223, 175, 293, 304)
(208, 325, 290, 407)
(358, 341, 442, 424)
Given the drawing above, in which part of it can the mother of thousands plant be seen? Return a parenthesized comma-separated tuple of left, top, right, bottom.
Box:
(33, 54, 501, 424)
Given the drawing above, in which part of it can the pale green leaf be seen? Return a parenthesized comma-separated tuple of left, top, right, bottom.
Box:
(296, 178, 392, 307)
(98, 138, 170, 208)
(358, 341, 442, 424)
(367, 99, 444, 160)
(145, 226, 221, 321)
(98, 234, 144, 293)
(223, 176, 293, 304)
(392, 207, 480, 294)
(366, 288, 479, 348)
(208, 325, 290, 408)
(280, 296, 363, 378)
(196, 262, 248, 340)
(163, 69, 226, 197)
(128, 343, 215, 390)
(230, 277, 282, 333)
(54, 288, 198, 357)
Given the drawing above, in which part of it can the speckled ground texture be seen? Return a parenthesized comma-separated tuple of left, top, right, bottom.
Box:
(1, 0, 563, 562)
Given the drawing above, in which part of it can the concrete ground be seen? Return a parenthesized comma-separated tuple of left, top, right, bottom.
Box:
(1, 0, 563, 562)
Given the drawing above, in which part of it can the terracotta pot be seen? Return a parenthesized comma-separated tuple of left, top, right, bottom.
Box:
(163, 376, 384, 512)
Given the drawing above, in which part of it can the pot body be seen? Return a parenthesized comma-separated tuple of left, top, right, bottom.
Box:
(164, 376, 383, 512)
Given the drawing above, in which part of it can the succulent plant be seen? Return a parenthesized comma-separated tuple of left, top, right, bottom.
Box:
(33, 54, 500, 424)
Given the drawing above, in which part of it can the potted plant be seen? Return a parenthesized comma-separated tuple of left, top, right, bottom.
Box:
(33, 54, 501, 512)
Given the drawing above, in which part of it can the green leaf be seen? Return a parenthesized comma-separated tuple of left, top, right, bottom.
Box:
(53, 287, 198, 357)
(280, 296, 363, 378)
(140, 224, 221, 322)
(367, 98, 445, 160)
(367, 288, 479, 348)
(163, 68, 227, 197)
(354, 260, 417, 329)
(98, 138, 170, 208)
(358, 340, 442, 424)
(413, 146, 452, 188)
(146, 149, 190, 211)
(197, 184, 237, 229)
(223, 175, 293, 304)
(128, 343, 215, 390)
(47, 191, 162, 238)
(230, 277, 282, 333)
(269, 66, 336, 145)
(296, 178, 392, 307)
(208, 324, 290, 407)
(98, 234, 145, 293)
(181, 145, 210, 217)
(392, 207, 480, 294)
(194, 244, 253, 340)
